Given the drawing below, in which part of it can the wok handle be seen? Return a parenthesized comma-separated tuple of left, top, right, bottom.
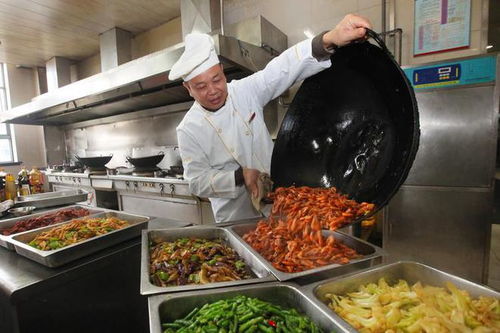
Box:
(365, 28, 391, 55)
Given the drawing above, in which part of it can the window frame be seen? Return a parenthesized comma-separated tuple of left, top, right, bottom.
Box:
(0, 63, 17, 164)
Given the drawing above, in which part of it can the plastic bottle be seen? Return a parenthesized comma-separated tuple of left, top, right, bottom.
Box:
(29, 167, 44, 194)
(5, 173, 17, 200)
(17, 166, 31, 196)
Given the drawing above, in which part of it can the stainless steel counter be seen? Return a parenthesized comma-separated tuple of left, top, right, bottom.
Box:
(0, 214, 191, 333)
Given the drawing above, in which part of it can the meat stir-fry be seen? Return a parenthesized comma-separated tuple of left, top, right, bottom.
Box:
(149, 238, 252, 287)
(2, 207, 91, 236)
(271, 186, 374, 230)
(28, 216, 129, 251)
(243, 186, 374, 273)
(243, 216, 359, 273)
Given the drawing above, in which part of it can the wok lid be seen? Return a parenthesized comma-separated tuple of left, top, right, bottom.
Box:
(271, 30, 419, 212)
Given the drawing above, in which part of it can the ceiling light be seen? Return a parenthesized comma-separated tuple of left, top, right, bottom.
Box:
(486, 45, 493, 49)
(303, 29, 315, 39)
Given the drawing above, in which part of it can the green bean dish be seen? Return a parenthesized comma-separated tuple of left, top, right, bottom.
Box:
(162, 295, 324, 333)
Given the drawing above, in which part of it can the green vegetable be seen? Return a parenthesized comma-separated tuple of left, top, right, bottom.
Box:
(325, 278, 500, 332)
(235, 260, 246, 270)
(156, 271, 170, 281)
(160, 295, 322, 332)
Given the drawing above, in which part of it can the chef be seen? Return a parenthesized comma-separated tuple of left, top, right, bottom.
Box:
(172, 14, 371, 222)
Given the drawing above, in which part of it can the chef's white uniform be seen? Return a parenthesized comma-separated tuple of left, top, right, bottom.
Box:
(177, 38, 331, 222)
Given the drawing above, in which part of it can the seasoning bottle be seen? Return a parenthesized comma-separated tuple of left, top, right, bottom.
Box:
(17, 166, 31, 196)
(29, 167, 44, 194)
(5, 173, 17, 200)
(0, 168, 5, 201)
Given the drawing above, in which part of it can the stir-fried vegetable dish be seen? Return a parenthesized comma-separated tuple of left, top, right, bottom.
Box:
(2, 207, 90, 235)
(28, 216, 129, 251)
(150, 238, 252, 287)
(162, 295, 323, 332)
(325, 278, 500, 332)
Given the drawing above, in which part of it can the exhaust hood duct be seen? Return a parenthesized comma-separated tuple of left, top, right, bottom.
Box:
(181, 0, 221, 37)
(1, 3, 286, 126)
(46, 56, 72, 92)
(99, 27, 132, 71)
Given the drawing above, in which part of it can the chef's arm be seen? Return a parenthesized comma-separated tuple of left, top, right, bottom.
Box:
(235, 167, 259, 198)
(177, 130, 241, 199)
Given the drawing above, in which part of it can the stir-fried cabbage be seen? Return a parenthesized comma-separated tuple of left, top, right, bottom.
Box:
(325, 278, 500, 333)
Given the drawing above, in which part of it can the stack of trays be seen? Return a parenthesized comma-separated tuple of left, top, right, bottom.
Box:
(1, 206, 149, 267)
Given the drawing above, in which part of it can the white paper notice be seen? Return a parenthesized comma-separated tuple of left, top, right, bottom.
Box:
(414, 0, 471, 56)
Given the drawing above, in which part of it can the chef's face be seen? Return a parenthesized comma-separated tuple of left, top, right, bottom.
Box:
(184, 64, 228, 111)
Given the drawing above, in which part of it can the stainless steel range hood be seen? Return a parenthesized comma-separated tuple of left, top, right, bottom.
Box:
(1, 32, 281, 126)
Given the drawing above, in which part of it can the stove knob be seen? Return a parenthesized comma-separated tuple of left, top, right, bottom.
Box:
(159, 183, 165, 196)
(170, 184, 175, 197)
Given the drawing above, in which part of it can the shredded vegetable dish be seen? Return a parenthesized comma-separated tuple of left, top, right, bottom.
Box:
(325, 278, 500, 332)
(150, 238, 252, 287)
(162, 295, 323, 332)
(28, 216, 129, 251)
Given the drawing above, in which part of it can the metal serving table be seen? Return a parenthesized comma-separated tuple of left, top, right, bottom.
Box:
(0, 214, 190, 333)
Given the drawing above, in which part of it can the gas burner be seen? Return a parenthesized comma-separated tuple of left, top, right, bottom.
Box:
(84, 167, 107, 175)
(131, 167, 160, 177)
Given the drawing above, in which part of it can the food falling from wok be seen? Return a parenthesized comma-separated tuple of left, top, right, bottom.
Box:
(243, 186, 374, 273)
(149, 238, 253, 287)
(270, 186, 374, 230)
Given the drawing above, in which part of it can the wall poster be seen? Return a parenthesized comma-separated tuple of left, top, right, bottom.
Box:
(414, 0, 471, 56)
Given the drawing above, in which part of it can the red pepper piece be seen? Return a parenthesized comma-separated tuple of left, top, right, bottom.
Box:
(268, 320, 276, 327)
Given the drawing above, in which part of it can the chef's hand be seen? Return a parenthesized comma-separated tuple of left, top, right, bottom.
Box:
(323, 14, 372, 48)
(243, 168, 260, 198)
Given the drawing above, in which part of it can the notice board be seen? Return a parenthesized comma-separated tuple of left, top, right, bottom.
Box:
(414, 0, 471, 56)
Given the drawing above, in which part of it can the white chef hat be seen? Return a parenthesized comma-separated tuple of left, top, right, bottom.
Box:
(168, 33, 220, 82)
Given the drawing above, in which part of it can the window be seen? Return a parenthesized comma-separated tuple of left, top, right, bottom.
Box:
(0, 63, 15, 163)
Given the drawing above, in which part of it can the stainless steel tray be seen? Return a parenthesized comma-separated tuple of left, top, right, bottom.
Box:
(302, 261, 500, 333)
(148, 282, 341, 333)
(227, 222, 384, 281)
(0, 205, 105, 250)
(9, 211, 149, 267)
(141, 226, 276, 295)
(15, 189, 89, 208)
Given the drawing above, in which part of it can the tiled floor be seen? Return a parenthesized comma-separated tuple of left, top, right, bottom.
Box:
(488, 224, 500, 290)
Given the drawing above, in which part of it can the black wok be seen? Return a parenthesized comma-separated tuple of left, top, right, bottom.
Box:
(75, 155, 113, 168)
(126, 152, 165, 168)
(271, 29, 420, 222)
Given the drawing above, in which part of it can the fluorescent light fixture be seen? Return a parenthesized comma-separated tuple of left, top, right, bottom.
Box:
(486, 45, 493, 49)
(303, 29, 315, 39)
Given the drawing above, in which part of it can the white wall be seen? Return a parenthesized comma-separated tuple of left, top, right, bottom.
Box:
(224, 0, 489, 66)
(4, 64, 47, 173)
